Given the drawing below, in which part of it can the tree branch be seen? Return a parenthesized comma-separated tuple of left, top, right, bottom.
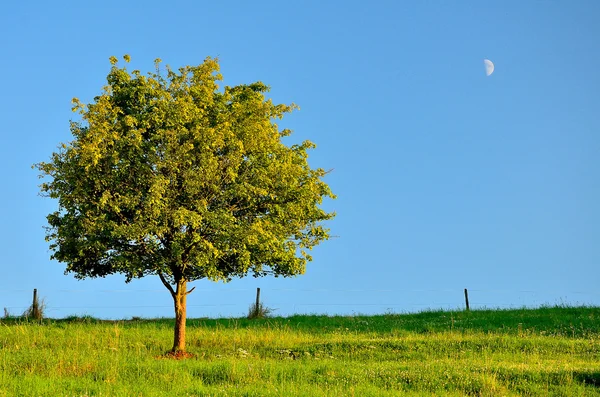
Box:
(158, 272, 176, 299)
(181, 232, 201, 264)
(186, 286, 196, 295)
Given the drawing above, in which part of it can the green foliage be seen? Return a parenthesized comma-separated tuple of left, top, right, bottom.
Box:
(35, 55, 335, 286)
(1, 307, 599, 396)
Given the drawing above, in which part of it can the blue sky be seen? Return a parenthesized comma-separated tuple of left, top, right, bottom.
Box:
(1, 1, 598, 319)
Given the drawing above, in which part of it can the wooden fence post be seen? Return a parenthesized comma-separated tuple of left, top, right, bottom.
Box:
(256, 287, 261, 309)
(464, 288, 470, 311)
(31, 288, 41, 320)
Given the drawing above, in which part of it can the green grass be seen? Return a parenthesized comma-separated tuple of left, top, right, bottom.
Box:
(1, 306, 599, 396)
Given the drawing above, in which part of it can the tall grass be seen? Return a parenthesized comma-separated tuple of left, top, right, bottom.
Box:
(247, 302, 274, 319)
(1, 306, 599, 396)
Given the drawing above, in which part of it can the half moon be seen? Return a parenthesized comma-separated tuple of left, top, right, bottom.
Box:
(484, 59, 494, 76)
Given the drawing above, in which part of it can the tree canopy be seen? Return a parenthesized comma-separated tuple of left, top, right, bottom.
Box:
(36, 55, 336, 352)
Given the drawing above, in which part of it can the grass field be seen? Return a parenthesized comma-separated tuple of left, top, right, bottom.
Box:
(1, 306, 599, 396)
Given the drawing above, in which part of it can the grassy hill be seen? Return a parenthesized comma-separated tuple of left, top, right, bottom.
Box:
(1, 306, 599, 396)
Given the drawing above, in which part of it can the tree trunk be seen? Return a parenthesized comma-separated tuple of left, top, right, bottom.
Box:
(172, 279, 187, 352)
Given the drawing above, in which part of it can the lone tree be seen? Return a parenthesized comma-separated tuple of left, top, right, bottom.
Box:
(36, 55, 335, 352)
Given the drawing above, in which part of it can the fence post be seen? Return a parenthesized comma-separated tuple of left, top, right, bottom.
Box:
(255, 287, 261, 309)
(31, 288, 41, 320)
(33, 288, 39, 315)
(464, 288, 470, 311)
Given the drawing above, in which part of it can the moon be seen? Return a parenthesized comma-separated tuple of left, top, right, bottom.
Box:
(484, 59, 494, 76)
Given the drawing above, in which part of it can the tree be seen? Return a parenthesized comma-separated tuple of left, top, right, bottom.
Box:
(35, 55, 335, 353)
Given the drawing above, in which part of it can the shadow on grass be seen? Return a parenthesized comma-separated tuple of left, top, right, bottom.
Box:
(574, 371, 600, 388)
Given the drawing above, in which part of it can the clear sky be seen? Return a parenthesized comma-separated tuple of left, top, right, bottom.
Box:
(1, 1, 598, 319)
